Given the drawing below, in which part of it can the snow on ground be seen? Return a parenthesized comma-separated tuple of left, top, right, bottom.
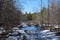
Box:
(6, 36, 17, 40)
(40, 30, 60, 40)
(0, 25, 59, 40)
(40, 30, 50, 33)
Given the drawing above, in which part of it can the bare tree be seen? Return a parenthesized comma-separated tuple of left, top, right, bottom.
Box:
(0, 0, 22, 31)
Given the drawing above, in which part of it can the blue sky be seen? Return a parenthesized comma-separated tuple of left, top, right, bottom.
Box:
(14, 0, 48, 13)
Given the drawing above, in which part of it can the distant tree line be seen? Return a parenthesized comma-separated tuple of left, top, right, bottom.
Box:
(23, 0, 60, 26)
